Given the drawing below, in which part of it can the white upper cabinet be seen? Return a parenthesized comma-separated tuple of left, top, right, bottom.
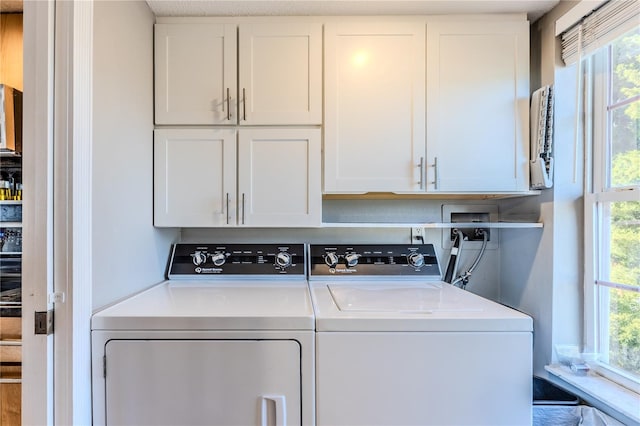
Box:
(154, 128, 237, 227)
(238, 23, 322, 125)
(323, 22, 426, 193)
(238, 128, 321, 227)
(155, 23, 237, 125)
(426, 21, 530, 192)
(155, 21, 322, 126)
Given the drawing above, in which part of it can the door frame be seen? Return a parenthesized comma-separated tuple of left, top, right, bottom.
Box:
(22, 0, 94, 424)
(22, 1, 55, 424)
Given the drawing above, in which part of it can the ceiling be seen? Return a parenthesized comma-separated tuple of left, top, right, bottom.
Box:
(0, 0, 562, 23)
(145, 0, 561, 22)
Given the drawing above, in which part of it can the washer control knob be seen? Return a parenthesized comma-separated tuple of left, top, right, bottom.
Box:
(191, 250, 207, 266)
(407, 252, 425, 267)
(344, 253, 360, 267)
(192, 251, 207, 266)
(324, 252, 339, 268)
(275, 251, 292, 268)
(211, 252, 226, 266)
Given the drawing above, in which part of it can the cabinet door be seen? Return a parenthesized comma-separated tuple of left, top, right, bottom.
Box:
(239, 23, 322, 125)
(154, 129, 236, 227)
(238, 129, 321, 227)
(155, 23, 237, 125)
(324, 23, 426, 193)
(426, 21, 529, 192)
(104, 340, 301, 426)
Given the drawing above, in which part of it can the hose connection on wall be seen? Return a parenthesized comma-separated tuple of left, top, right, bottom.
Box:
(443, 228, 489, 289)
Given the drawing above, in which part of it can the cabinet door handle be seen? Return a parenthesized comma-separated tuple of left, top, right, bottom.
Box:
(433, 157, 440, 190)
(418, 157, 425, 190)
(242, 193, 246, 224)
(225, 193, 230, 225)
(261, 395, 286, 426)
(242, 88, 246, 121)
(226, 88, 230, 121)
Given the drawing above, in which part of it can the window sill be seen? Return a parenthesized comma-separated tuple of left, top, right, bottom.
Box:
(545, 364, 640, 425)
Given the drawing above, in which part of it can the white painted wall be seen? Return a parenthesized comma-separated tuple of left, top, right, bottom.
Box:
(92, 0, 178, 309)
(499, 0, 584, 376)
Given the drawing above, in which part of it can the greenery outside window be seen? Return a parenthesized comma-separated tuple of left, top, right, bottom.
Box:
(586, 26, 640, 393)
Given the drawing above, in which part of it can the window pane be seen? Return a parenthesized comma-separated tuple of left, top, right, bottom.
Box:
(601, 200, 640, 376)
(607, 201, 640, 286)
(610, 103, 640, 188)
(611, 27, 639, 105)
(608, 288, 640, 377)
(609, 26, 640, 189)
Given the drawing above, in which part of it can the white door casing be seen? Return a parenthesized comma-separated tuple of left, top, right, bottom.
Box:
(22, 1, 55, 424)
(23, 1, 95, 425)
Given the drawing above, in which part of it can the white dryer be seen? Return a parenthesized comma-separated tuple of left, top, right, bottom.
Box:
(91, 243, 314, 426)
(309, 244, 533, 426)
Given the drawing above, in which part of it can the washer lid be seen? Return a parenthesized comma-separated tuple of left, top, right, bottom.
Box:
(92, 280, 314, 331)
(328, 283, 480, 313)
(311, 281, 532, 332)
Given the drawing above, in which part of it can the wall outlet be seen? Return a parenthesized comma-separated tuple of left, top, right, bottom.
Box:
(411, 227, 425, 243)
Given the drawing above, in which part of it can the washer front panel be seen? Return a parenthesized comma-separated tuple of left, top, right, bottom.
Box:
(309, 244, 441, 278)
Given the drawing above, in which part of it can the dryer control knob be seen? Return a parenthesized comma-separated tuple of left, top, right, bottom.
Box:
(211, 252, 226, 266)
(344, 253, 360, 267)
(275, 251, 292, 268)
(407, 252, 425, 267)
(324, 252, 339, 268)
(192, 251, 207, 266)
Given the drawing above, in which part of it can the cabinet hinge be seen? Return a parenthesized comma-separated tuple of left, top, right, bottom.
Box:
(34, 310, 54, 335)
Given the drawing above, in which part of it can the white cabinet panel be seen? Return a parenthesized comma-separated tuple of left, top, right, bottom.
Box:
(238, 128, 321, 227)
(239, 23, 322, 125)
(155, 128, 321, 228)
(155, 21, 322, 126)
(154, 129, 236, 227)
(426, 21, 529, 192)
(324, 23, 426, 193)
(155, 23, 236, 125)
(104, 339, 301, 426)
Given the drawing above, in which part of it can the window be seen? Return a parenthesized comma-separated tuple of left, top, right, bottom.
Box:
(586, 26, 640, 392)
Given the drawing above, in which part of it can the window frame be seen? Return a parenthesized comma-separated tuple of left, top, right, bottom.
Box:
(584, 40, 640, 393)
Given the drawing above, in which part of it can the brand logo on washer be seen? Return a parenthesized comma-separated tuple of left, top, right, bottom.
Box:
(195, 267, 222, 274)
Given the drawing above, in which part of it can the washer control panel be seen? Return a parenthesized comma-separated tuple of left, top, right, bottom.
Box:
(168, 243, 305, 278)
(309, 244, 441, 278)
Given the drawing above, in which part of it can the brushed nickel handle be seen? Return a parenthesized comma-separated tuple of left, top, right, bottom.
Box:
(226, 88, 230, 121)
(418, 156, 425, 190)
(225, 192, 230, 224)
(242, 193, 246, 224)
(242, 88, 246, 121)
(433, 157, 440, 190)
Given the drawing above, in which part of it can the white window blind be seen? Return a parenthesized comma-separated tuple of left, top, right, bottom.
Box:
(561, 0, 640, 64)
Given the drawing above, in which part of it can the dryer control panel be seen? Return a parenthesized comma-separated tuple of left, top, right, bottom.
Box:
(309, 244, 441, 278)
(168, 243, 305, 278)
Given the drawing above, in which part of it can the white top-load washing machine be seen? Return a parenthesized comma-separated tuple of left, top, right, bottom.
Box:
(91, 243, 314, 426)
(309, 244, 533, 426)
